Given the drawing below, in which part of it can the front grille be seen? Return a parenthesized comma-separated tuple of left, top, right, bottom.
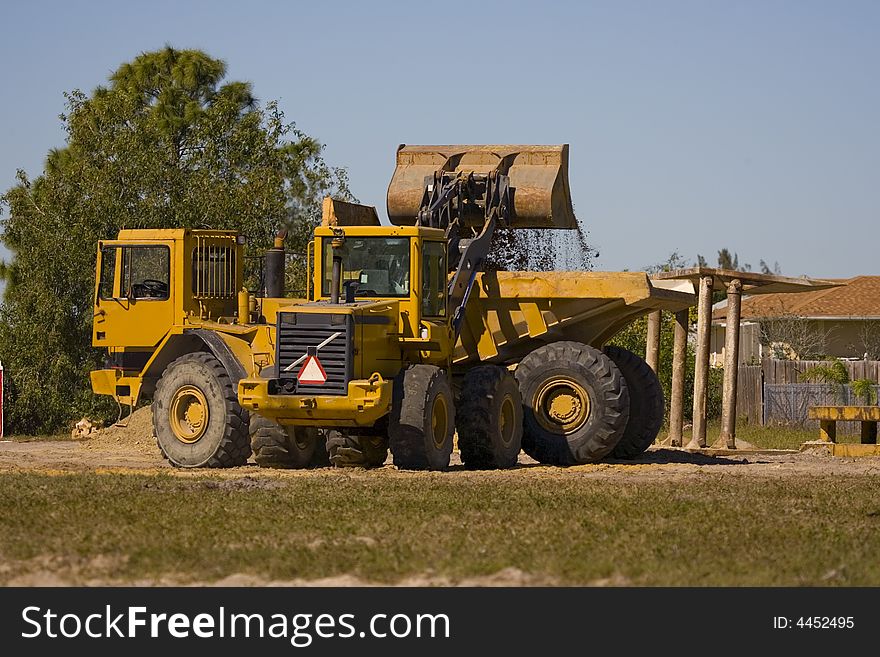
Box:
(276, 312, 352, 395)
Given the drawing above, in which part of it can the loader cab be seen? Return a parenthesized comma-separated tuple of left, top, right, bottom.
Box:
(93, 229, 243, 351)
(93, 237, 175, 350)
(312, 225, 449, 337)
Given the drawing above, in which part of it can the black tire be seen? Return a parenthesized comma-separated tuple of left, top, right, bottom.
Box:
(250, 415, 326, 469)
(152, 352, 251, 468)
(389, 365, 455, 471)
(604, 346, 665, 459)
(515, 341, 629, 465)
(311, 431, 331, 467)
(456, 365, 523, 469)
(326, 430, 389, 468)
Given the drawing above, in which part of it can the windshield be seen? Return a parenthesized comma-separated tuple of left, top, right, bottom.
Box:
(322, 237, 410, 298)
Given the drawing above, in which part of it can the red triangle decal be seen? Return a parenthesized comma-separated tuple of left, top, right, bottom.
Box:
(297, 355, 328, 385)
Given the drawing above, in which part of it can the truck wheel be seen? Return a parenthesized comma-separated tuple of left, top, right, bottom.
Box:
(326, 431, 389, 468)
(153, 352, 251, 468)
(311, 431, 332, 467)
(456, 365, 523, 469)
(250, 415, 325, 469)
(604, 346, 665, 459)
(389, 365, 455, 470)
(515, 341, 629, 465)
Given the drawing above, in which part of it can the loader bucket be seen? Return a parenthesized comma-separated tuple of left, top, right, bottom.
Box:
(386, 144, 577, 229)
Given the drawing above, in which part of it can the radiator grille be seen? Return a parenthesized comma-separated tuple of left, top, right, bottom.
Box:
(276, 312, 352, 396)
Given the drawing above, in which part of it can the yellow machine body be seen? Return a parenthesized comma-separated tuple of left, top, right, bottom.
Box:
(89, 223, 692, 427)
(89, 146, 695, 433)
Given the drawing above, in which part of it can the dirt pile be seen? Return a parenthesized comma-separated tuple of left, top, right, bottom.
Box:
(83, 406, 158, 456)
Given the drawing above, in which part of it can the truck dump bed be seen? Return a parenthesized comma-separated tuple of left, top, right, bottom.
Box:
(454, 271, 694, 366)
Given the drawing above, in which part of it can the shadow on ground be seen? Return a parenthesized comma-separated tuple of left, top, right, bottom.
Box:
(604, 448, 749, 466)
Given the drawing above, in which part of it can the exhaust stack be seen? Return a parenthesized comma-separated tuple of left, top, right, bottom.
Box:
(264, 229, 287, 298)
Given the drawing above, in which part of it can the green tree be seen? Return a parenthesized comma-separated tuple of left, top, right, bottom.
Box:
(696, 249, 783, 275)
(0, 47, 350, 434)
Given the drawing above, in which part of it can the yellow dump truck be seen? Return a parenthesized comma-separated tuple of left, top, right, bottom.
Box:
(90, 145, 693, 470)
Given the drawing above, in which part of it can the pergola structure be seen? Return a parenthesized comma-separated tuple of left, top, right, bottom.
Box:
(649, 268, 837, 450)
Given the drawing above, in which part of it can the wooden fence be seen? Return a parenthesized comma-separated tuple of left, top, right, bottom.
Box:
(734, 359, 880, 428)
(736, 365, 763, 425)
(761, 358, 880, 384)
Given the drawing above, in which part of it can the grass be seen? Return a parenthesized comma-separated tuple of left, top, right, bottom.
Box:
(678, 420, 863, 450)
(2, 470, 880, 586)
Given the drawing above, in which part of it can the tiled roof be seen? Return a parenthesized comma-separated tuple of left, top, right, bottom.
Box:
(712, 276, 880, 322)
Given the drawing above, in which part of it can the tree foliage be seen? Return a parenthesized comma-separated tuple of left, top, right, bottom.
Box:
(799, 360, 850, 404)
(696, 249, 782, 276)
(0, 48, 350, 433)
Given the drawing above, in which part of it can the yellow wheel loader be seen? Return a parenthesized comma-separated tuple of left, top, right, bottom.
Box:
(90, 145, 693, 470)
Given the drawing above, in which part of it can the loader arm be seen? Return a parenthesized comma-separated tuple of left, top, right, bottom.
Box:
(416, 170, 510, 337)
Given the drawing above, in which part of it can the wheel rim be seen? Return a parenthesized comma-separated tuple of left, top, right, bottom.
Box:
(533, 376, 590, 434)
(431, 394, 449, 449)
(169, 385, 210, 444)
(499, 395, 516, 447)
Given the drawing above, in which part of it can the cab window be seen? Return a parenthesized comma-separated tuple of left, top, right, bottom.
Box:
(98, 246, 118, 300)
(116, 246, 170, 300)
(421, 241, 447, 317)
(322, 237, 410, 298)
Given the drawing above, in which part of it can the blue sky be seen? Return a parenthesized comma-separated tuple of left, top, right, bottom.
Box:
(1, 0, 877, 277)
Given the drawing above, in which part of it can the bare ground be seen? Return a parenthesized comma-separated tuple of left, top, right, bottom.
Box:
(1, 406, 877, 481)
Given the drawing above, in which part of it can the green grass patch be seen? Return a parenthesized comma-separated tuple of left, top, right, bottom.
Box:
(679, 421, 851, 450)
(1, 470, 879, 586)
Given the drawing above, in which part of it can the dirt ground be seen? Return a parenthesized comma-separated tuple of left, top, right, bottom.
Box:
(2, 406, 879, 482)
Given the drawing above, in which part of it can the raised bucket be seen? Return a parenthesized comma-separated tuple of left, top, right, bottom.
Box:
(386, 144, 577, 229)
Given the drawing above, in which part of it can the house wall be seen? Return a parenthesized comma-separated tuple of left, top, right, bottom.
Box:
(818, 320, 872, 358)
(710, 321, 761, 366)
(711, 319, 880, 363)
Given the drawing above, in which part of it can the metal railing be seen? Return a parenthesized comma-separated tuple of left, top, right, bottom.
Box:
(192, 234, 237, 299)
(764, 383, 880, 433)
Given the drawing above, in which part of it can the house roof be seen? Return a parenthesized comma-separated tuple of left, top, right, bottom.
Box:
(712, 276, 880, 322)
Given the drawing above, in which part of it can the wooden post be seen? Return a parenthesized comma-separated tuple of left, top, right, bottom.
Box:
(667, 309, 688, 447)
(689, 275, 714, 449)
(719, 279, 742, 449)
(645, 311, 662, 374)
